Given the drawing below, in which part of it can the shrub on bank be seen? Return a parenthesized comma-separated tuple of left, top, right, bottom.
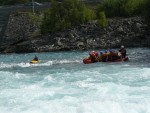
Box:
(98, 11, 107, 28)
(96, 0, 146, 17)
(41, 0, 95, 34)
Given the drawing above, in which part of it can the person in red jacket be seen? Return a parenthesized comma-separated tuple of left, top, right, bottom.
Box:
(89, 51, 98, 63)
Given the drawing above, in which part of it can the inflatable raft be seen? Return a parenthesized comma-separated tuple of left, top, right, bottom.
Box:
(83, 50, 129, 64)
(83, 56, 129, 64)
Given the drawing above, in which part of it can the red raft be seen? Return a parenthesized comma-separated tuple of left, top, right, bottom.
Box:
(83, 56, 129, 64)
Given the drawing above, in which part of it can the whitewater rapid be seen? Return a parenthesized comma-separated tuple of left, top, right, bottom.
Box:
(0, 48, 150, 113)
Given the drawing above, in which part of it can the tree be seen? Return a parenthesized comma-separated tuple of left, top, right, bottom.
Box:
(41, 0, 95, 34)
(98, 0, 146, 17)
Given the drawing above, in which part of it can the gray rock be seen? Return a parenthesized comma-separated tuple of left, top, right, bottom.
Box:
(0, 15, 150, 53)
(117, 26, 124, 33)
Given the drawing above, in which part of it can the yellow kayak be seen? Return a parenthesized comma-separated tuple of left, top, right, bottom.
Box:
(30, 60, 41, 64)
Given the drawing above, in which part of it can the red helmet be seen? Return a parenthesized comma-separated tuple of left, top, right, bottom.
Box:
(90, 51, 98, 57)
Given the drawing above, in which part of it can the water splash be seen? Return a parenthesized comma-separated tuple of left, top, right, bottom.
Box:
(0, 48, 150, 113)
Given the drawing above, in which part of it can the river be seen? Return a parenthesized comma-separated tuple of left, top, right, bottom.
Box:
(0, 48, 150, 113)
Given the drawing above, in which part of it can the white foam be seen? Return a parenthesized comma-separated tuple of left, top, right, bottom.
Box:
(0, 62, 31, 68)
(1, 49, 150, 113)
(44, 75, 53, 82)
(0, 59, 81, 69)
(57, 59, 81, 64)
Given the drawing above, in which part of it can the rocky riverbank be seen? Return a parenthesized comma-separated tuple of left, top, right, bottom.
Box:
(0, 12, 149, 53)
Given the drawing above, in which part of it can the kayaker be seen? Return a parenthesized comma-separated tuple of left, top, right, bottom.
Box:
(119, 45, 127, 58)
(33, 55, 39, 61)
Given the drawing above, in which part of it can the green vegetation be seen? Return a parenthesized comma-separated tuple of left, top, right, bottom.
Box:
(96, 0, 146, 17)
(41, 0, 95, 34)
(98, 11, 107, 28)
(41, 0, 150, 34)
(1, 0, 150, 33)
(27, 12, 43, 24)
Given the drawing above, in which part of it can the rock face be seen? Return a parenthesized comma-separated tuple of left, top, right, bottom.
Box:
(0, 12, 40, 52)
(0, 13, 149, 53)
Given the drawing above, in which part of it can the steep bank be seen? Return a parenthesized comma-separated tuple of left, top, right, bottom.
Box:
(0, 12, 149, 53)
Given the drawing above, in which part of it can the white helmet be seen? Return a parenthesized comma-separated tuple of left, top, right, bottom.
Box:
(121, 45, 124, 48)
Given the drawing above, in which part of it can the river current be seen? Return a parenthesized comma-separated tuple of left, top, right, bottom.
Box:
(0, 48, 150, 113)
